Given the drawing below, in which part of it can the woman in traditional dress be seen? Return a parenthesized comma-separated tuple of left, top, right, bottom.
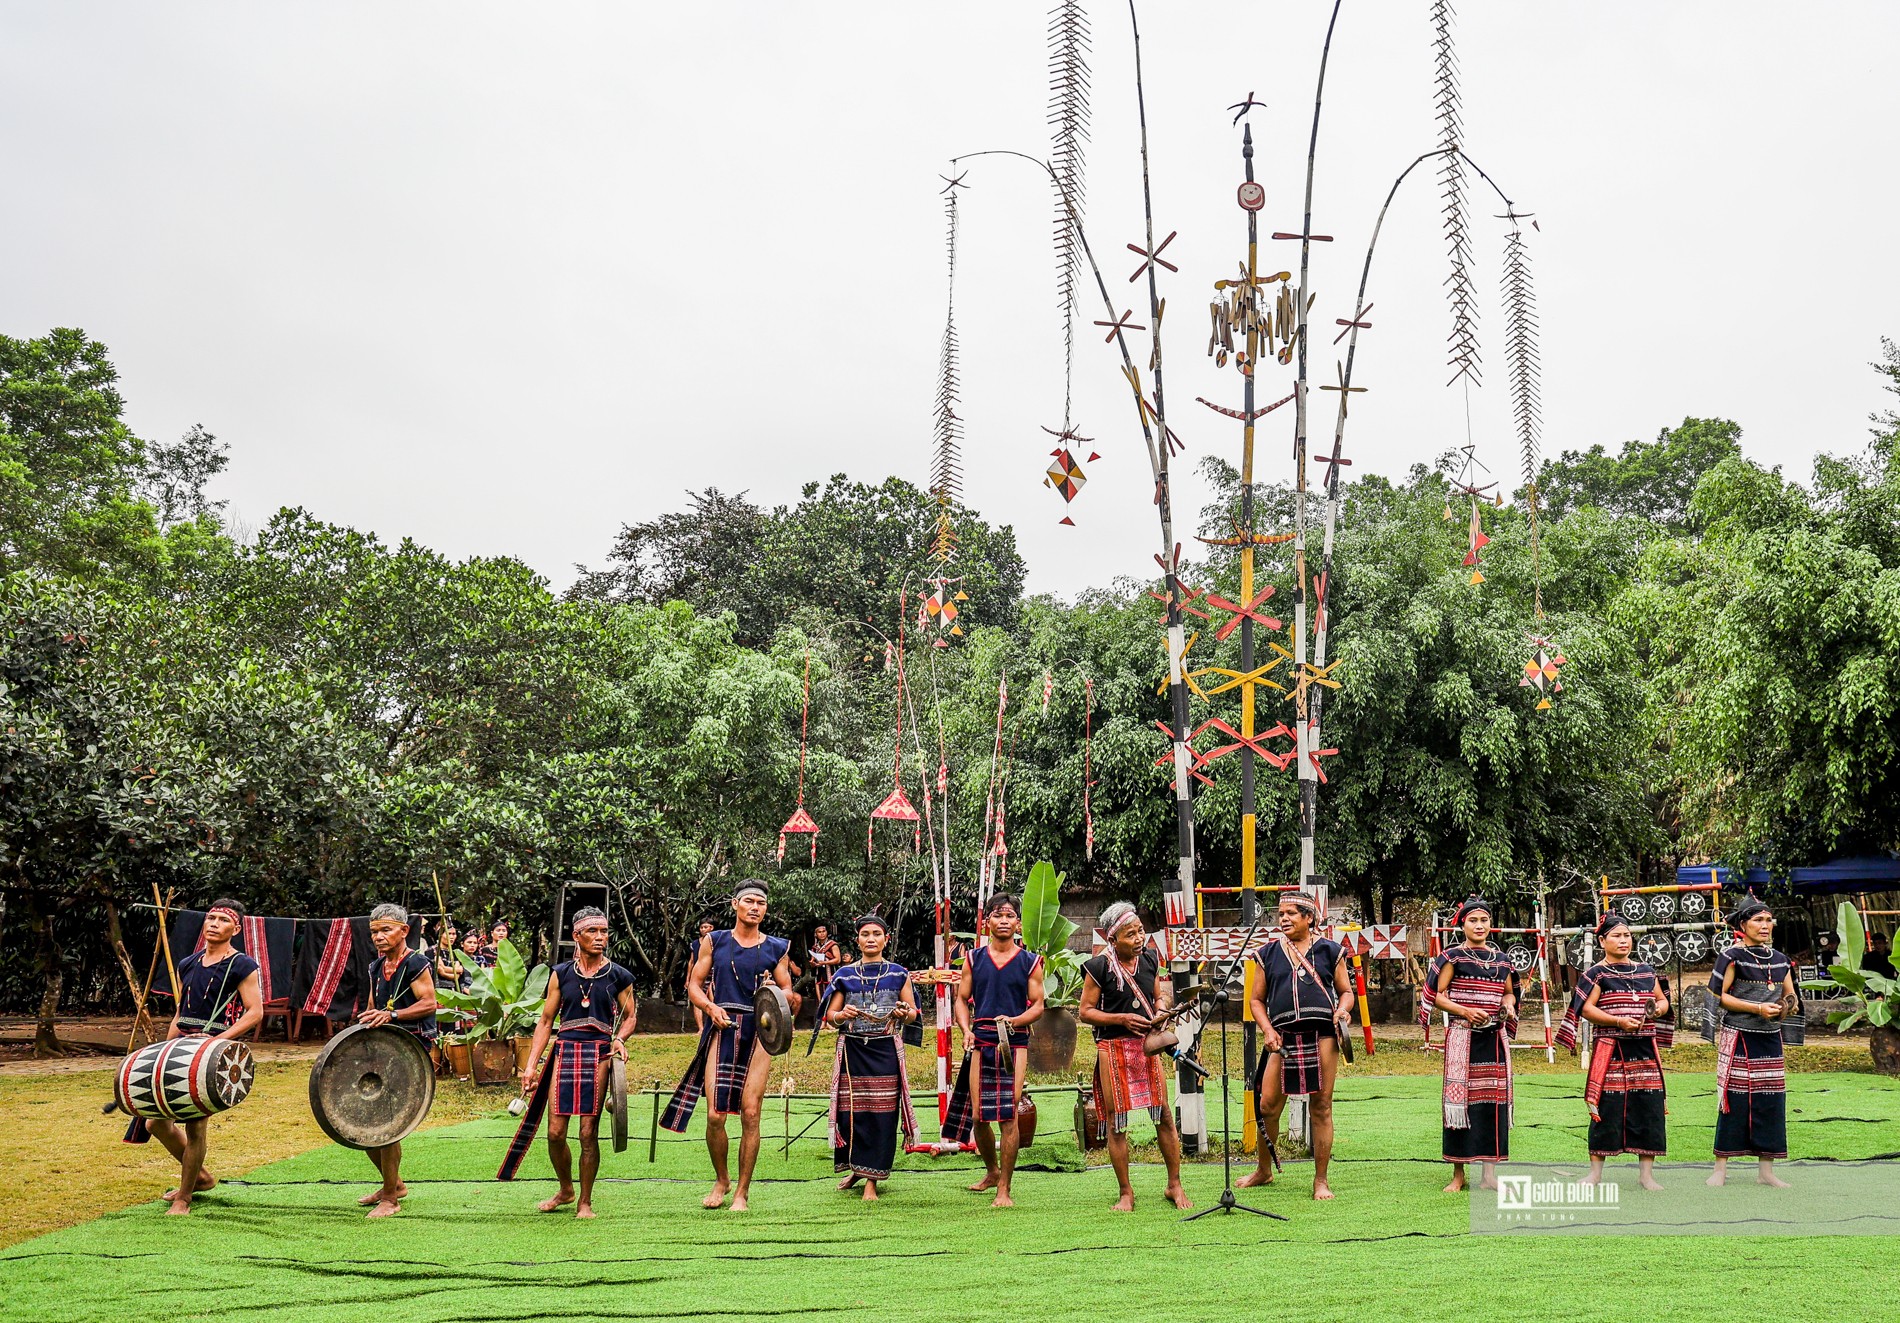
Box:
(1429, 896, 1518, 1192)
(1708, 895, 1798, 1187)
(1557, 915, 1671, 1188)
(824, 915, 920, 1200)
(1077, 901, 1191, 1211)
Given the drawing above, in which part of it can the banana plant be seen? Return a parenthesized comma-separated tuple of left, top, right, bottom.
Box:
(1800, 901, 1895, 1032)
(435, 937, 550, 1042)
(1021, 860, 1085, 1007)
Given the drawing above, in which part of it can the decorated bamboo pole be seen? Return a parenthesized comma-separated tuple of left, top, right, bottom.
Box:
(1234, 120, 1268, 1139)
(1124, 2, 1196, 944)
(1123, 0, 1204, 1151)
(1311, 147, 1519, 859)
(1289, 1, 1343, 908)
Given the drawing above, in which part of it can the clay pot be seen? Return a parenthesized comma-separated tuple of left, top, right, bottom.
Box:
(1077, 1087, 1107, 1151)
(510, 1036, 537, 1072)
(1028, 1006, 1079, 1074)
(471, 1038, 515, 1085)
(443, 1040, 473, 1080)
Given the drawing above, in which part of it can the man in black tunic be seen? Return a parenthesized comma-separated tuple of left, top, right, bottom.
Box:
(150, 898, 263, 1215)
(356, 903, 439, 1218)
(516, 907, 638, 1217)
(1239, 892, 1354, 1199)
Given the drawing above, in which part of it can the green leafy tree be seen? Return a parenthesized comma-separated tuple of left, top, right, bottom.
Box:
(1630, 440, 1900, 869)
(1537, 417, 1742, 531)
(0, 329, 165, 579)
(575, 475, 1027, 648)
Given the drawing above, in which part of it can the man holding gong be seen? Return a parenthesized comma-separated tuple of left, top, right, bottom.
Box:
(356, 903, 439, 1218)
(663, 879, 793, 1212)
(510, 906, 637, 1218)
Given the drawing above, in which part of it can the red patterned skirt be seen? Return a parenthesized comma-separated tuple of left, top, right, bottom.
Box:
(1093, 1035, 1170, 1135)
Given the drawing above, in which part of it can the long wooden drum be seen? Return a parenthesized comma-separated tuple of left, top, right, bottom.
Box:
(115, 1034, 257, 1122)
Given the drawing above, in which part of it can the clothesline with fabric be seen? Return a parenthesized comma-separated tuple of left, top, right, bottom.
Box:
(136, 905, 442, 1020)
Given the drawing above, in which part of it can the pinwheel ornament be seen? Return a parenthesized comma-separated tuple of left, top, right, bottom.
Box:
(1044, 445, 1094, 526)
(1520, 635, 1567, 710)
(918, 579, 967, 647)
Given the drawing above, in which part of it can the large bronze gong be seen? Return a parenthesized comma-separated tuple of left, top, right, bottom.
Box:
(308, 1023, 436, 1150)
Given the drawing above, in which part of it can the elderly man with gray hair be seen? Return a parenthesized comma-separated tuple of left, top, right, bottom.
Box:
(1077, 901, 1192, 1211)
(355, 902, 439, 1217)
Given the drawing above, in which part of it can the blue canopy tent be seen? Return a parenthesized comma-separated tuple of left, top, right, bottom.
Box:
(1675, 856, 1900, 896)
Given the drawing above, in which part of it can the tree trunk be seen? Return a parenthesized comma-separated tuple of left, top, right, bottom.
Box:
(32, 901, 63, 1057)
(1871, 1023, 1900, 1076)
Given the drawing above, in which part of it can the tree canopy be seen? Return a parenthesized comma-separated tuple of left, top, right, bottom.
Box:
(5, 325, 1899, 1040)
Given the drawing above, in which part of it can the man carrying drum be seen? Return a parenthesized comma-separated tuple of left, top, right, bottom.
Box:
(152, 898, 263, 1216)
(355, 903, 439, 1218)
(514, 907, 637, 1218)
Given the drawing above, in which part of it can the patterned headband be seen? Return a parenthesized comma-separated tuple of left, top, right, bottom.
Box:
(1280, 892, 1321, 918)
(207, 905, 241, 923)
(1454, 896, 1493, 924)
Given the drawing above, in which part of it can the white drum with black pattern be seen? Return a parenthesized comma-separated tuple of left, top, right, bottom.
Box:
(116, 1034, 255, 1122)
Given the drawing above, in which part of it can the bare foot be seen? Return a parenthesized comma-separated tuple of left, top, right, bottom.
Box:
(1236, 1169, 1275, 1188)
(968, 1171, 1000, 1193)
(166, 1198, 192, 1216)
(1111, 1192, 1135, 1212)
(701, 1182, 730, 1209)
(860, 1183, 879, 1201)
(358, 1183, 407, 1206)
(538, 1191, 576, 1213)
(1758, 1172, 1791, 1188)
(1706, 1171, 1727, 1187)
(575, 1204, 596, 1219)
(1478, 1178, 1500, 1192)
(1313, 1180, 1335, 1201)
(1639, 1175, 1665, 1191)
(1442, 1176, 1467, 1193)
(1165, 1184, 1193, 1210)
(366, 1198, 400, 1219)
(1579, 1174, 1601, 1186)
(729, 1192, 749, 1212)
(164, 1173, 216, 1200)
(990, 1190, 1014, 1208)
(838, 1174, 861, 1191)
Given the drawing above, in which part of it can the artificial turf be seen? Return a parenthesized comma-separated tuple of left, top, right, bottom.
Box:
(2, 1070, 1895, 1322)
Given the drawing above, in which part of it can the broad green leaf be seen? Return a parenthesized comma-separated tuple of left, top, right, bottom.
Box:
(1837, 901, 1865, 970)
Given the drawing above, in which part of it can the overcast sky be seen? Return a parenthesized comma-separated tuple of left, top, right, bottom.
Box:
(4, 2, 1896, 598)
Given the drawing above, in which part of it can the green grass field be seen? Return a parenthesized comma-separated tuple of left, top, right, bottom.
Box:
(2, 1062, 1895, 1323)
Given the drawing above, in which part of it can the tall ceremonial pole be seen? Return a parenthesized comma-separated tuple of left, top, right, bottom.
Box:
(1126, 0, 1203, 1154)
(1235, 120, 1265, 1142)
(1291, 1, 1344, 914)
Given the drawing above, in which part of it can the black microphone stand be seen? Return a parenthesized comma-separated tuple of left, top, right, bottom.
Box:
(1183, 916, 1286, 1222)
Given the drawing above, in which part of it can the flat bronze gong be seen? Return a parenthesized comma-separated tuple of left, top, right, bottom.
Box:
(308, 1023, 436, 1150)
(608, 1053, 629, 1153)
